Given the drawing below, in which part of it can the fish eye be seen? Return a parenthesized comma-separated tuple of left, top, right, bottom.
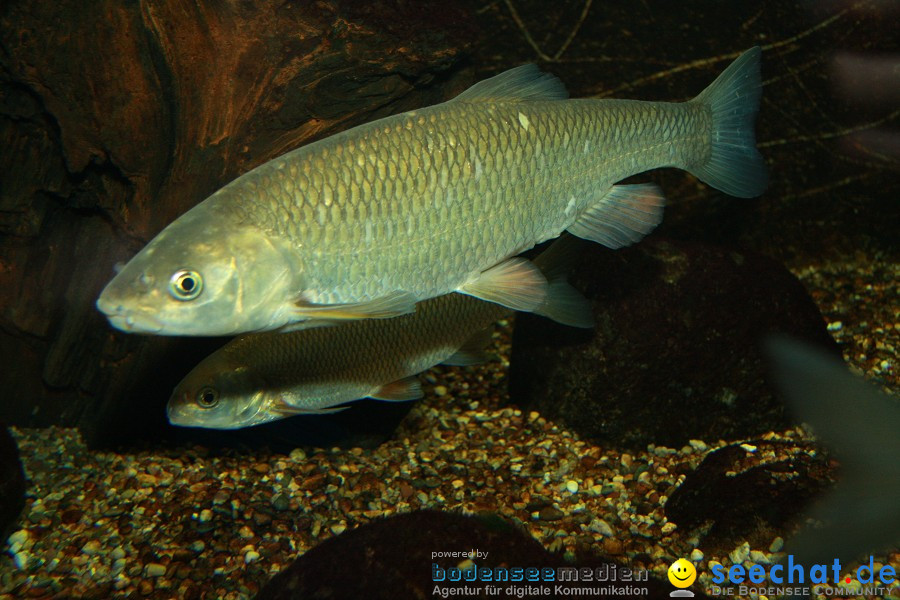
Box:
(169, 269, 203, 301)
(196, 386, 219, 409)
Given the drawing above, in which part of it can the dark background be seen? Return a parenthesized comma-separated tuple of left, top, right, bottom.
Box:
(1, 0, 896, 447)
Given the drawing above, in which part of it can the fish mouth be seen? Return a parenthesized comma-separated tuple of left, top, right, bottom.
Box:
(96, 295, 164, 334)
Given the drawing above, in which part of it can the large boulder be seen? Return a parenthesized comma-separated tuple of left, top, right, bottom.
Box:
(255, 509, 699, 599)
(509, 238, 840, 450)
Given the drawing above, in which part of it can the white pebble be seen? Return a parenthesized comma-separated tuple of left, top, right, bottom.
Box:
(690, 548, 704, 562)
(244, 550, 261, 564)
(827, 321, 843, 332)
(565, 480, 579, 494)
(689, 439, 708, 452)
(589, 518, 614, 537)
(7, 529, 29, 550)
(729, 541, 750, 564)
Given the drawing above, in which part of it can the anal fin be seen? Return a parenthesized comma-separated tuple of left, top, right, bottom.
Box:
(458, 257, 547, 311)
(567, 183, 665, 249)
(369, 377, 423, 402)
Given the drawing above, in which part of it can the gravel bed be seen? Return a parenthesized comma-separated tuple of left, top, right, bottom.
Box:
(1, 256, 898, 600)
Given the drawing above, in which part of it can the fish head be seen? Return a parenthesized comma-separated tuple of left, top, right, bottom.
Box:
(167, 356, 281, 429)
(97, 207, 302, 336)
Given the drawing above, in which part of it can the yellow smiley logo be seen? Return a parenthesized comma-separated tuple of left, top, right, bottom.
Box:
(668, 558, 697, 588)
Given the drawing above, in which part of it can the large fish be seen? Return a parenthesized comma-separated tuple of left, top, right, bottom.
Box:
(166, 237, 593, 429)
(99, 48, 766, 336)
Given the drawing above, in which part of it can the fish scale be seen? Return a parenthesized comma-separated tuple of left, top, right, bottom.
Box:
(225, 99, 701, 304)
(98, 48, 765, 336)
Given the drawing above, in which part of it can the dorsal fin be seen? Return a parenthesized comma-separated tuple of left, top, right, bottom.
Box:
(453, 64, 569, 103)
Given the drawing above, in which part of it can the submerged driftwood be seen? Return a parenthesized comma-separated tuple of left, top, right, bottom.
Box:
(0, 0, 476, 444)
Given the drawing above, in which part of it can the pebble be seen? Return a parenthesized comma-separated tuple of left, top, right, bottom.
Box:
(81, 540, 102, 555)
(769, 536, 784, 553)
(330, 523, 347, 535)
(434, 385, 448, 396)
(589, 518, 614, 537)
(244, 550, 261, 564)
(729, 541, 750, 564)
(750, 550, 771, 564)
(539, 506, 565, 521)
(110, 547, 126, 560)
(198, 509, 213, 522)
(7, 529, 29, 553)
(688, 439, 708, 452)
(565, 480, 578, 494)
(189, 540, 205, 552)
(690, 549, 704, 561)
(238, 525, 255, 539)
(144, 563, 166, 577)
(289, 448, 307, 461)
(271, 492, 290, 511)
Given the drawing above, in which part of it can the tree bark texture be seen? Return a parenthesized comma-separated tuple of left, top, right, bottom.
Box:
(0, 0, 477, 443)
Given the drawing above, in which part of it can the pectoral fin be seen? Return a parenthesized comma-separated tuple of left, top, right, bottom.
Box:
(442, 328, 494, 366)
(458, 257, 547, 311)
(293, 291, 417, 321)
(369, 377, 423, 402)
(567, 183, 665, 249)
(271, 399, 350, 417)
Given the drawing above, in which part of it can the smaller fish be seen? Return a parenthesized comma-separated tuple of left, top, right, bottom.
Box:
(167, 238, 593, 429)
(766, 336, 900, 573)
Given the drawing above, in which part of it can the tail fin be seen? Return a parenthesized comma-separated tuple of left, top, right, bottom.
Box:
(689, 47, 768, 198)
(531, 236, 595, 329)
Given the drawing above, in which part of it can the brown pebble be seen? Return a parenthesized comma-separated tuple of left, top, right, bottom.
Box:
(139, 579, 154, 595)
(603, 537, 624, 555)
(171, 549, 193, 562)
(61, 508, 82, 524)
(298, 473, 325, 490)
(399, 481, 414, 500)
(252, 463, 270, 474)
(253, 511, 272, 526)
(539, 506, 565, 521)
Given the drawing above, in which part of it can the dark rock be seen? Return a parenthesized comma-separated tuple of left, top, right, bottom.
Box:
(255, 510, 702, 600)
(0, 425, 26, 541)
(665, 439, 834, 555)
(509, 238, 841, 450)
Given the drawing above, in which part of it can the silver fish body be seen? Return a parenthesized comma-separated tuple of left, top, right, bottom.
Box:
(167, 291, 508, 429)
(99, 48, 766, 336)
(167, 237, 593, 429)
